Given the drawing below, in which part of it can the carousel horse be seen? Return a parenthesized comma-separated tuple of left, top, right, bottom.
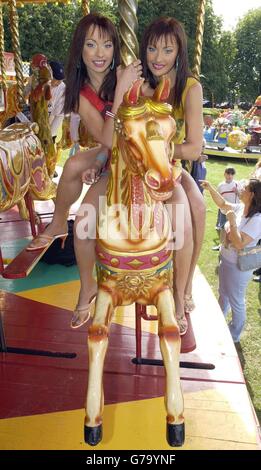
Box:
(85, 78, 185, 447)
(29, 54, 58, 178)
(0, 121, 56, 219)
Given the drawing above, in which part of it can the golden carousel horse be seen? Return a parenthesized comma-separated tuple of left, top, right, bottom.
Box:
(85, 78, 185, 447)
(29, 54, 58, 178)
(0, 121, 56, 219)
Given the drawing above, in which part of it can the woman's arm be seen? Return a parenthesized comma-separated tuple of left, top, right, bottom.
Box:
(201, 181, 254, 249)
(200, 180, 232, 212)
(226, 211, 255, 249)
(174, 82, 204, 160)
(78, 61, 142, 148)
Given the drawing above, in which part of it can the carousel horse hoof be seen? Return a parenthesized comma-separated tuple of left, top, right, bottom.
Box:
(166, 423, 185, 447)
(26, 232, 68, 251)
(184, 294, 196, 313)
(84, 424, 102, 446)
(71, 294, 96, 329)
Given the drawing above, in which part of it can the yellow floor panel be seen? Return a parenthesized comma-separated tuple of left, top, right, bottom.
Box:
(0, 386, 259, 450)
(17, 280, 80, 313)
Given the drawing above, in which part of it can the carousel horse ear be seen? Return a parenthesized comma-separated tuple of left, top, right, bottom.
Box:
(31, 53, 48, 69)
(123, 78, 144, 105)
(153, 77, 171, 102)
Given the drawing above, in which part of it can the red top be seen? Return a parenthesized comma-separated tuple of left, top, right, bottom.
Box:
(80, 85, 113, 119)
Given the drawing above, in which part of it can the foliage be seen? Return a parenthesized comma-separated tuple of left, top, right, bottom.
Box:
(230, 8, 261, 102)
(2, 0, 118, 64)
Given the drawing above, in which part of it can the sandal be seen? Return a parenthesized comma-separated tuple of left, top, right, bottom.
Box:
(176, 314, 188, 336)
(184, 294, 196, 313)
(71, 294, 97, 329)
(26, 232, 68, 251)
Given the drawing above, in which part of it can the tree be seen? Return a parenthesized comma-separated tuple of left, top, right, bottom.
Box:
(2, 0, 118, 64)
(230, 8, 261, 102)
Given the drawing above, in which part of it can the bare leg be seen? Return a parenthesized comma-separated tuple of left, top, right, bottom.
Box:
(167, 184, 193, 331)
(72, 174, 108, 326)
(181, 170, 206, 301)
(27, 146, 101, 248)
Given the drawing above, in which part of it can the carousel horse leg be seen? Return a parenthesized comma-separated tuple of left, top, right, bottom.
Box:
(156, 289, 185, 447)
(84, 289, 114, 446)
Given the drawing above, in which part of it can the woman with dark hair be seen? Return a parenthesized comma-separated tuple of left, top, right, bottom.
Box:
(140, 17, 206, 334)
(201, 178, 261, 342)
(26, 13, 142, 327)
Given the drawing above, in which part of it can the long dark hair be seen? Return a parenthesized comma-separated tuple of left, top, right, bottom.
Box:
(246, 179, 261, 218)
(64, 13, 120, 114)
(140, 17, 194, 108)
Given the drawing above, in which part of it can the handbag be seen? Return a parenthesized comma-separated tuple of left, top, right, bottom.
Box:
(237, 245, 261, 272)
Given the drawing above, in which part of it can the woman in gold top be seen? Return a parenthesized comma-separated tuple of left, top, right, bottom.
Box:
(141, 17, 206, 333)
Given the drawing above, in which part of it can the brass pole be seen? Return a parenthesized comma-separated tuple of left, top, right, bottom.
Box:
(8, 0, 24, 106)
(81, 0, 90, 17)
(192, 0, 206, 79)
(0, 1, 7, 92)
(118, 0, 139, 66)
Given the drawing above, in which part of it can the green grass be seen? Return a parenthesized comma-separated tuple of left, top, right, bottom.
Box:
(198, 157, 261, 424)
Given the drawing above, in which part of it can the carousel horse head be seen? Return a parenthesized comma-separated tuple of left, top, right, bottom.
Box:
(114, 78, 177, 201)
(30, 53, 52, 102)
(85, 77, 184, 449)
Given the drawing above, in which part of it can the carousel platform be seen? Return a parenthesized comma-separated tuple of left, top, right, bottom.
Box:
(0, 180, 260, 450)
(205, 146, 260, 161)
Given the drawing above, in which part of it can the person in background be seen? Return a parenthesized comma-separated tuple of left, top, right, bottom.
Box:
(213, 166, 240, 251)
(200, 178, 261, 343)
(191, 137, 208, 193)
(252, 158, 261, 282)
(48, 61, 66, 143)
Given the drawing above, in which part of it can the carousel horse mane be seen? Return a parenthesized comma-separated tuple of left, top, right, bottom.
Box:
(29, 53, 57, 178)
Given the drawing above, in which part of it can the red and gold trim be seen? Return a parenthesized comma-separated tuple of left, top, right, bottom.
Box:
(96, 243, 172, 273)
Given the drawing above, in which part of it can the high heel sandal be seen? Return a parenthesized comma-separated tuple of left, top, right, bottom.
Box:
(184, 294, 196, 313)
(176, 314, 188, 336)
(26, 232, 68, 251)
(71, 294, 97, 329)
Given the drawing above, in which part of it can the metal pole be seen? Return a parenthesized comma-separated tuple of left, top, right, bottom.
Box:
(8, 0, 24, 107)
(192, 0, 206, 79)
(118, 0, 139, 66)
(81, 0, 90, 17)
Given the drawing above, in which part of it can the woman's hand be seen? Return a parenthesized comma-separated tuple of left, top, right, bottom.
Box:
(116, 60, 143, 94)
(199, 180, 211, 190)
(197, 153, 208, 163)
(82, 161, 103, 185)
